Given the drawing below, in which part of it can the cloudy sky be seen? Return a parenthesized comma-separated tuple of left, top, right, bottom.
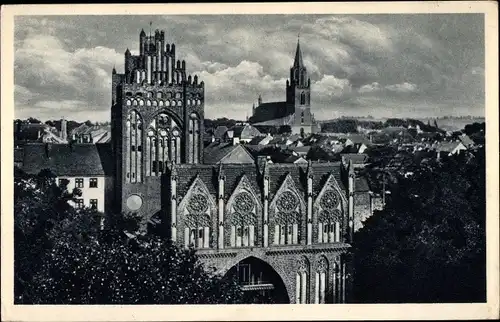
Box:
(14, 14, 484, 122)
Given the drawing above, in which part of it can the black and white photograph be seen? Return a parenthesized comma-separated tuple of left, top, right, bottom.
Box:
(1, 2, 498, 321)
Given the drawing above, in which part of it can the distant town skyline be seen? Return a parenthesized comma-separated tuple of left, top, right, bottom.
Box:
(14, 14, 485, 122)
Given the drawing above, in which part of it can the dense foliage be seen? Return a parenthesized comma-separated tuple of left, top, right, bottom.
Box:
(14, 168, 244, 304)
(352, 147, 486, 303)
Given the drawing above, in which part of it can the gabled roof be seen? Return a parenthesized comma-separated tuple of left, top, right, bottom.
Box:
(232, 124, 262, 139)
(435, 141, 465, 153)
(248, 135, 268, 145)
(459, 134, 475, 147)
(22, 143, 113, 176)
(213, 126, 229, 139)
(345, 134, 371, 146)
(203, 142, 254, 164)
(341, 153, 369, 165)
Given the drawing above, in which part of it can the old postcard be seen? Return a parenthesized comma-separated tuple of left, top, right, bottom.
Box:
(1, 2, 498, 321)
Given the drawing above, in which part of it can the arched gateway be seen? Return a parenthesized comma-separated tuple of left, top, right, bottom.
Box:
(197, 248, 349, 304)
(224, 256, 289, 304)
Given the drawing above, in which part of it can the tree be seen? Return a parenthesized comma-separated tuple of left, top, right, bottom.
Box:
(14, 168, 244, 304)
(352, 148, 486, 303)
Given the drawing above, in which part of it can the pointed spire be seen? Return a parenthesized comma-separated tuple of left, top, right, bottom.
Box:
(112, 65, 116, 74)
(293, 36, 304, 68)
(140, 28, 146, 36)
(125, 48, 130, 55)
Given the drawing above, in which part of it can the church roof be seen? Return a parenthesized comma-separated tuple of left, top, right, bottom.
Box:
(21, 143, 113, 176)
(294, 39, 304, 68)
(249, 101, 288, 124)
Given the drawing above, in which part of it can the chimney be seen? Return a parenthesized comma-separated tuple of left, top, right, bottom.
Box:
(61, 118, 67, 141)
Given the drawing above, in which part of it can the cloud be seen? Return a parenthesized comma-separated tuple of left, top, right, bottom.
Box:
(358, 82, 381, 93)
(13, 14, 485, 121)
(313, 75, 352, 100)
(385, 82, 418, 93)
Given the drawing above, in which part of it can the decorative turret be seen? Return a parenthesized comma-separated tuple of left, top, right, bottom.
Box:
(258, 94, 262, 106)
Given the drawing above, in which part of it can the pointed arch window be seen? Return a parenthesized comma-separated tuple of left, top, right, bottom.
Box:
(165, 100, 171, 107)
(189, 113, 200, 164)
(126, 99, 131, 106)
(156, 92, 163, 99)
(146, 99, 151, 106)
(126, 110, 143, 183)
(273, 191, 300, 245)
(158, 100, 164, 107)
(146, 113, 181, 176)
(184, 194, 211, 249)
(315, 257, 328, 304)
(228, 192, 256, 248)
(332, 260, 345, 303)
(132, 100, 138, 106)
(300, 71, 305, 85)
(318, 190, 342, 243)
(296, 256, 309, 304)
(300, 92, 306, 105)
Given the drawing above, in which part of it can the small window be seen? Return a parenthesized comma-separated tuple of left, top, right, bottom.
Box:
(153, 161, 158, 172)
(157, 92, 163, 99)
(75, 178, 84, 188)
(175, 92, 181, 99)
(90, 199, 98, 209)
(131, 145, 136, 152)
(137, 145, 142, 152)
(165, 100, 170, 107)
(197, 99, 201, 106)
(177, 100, 182, 106)
(153, 101, 158, 107)
(126, 99, 131, 106)
(58, 178, 65, 186)
(139, 99, 144, 106)
(159, 100, 164, 107)
(75, 199, 84, 209)
(89, 178, 98, 188)
(159, 162, 164, 173)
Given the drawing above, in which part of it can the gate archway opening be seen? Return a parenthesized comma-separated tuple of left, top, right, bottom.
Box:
(224, 256, 290, 304)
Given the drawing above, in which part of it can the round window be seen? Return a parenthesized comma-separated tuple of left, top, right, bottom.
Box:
(126, 194, 143, 211)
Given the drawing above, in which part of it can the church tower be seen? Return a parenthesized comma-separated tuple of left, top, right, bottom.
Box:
(111, 26, 205, 219)
(286, 39, 313, 132)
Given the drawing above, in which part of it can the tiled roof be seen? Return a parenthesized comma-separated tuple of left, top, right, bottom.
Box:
(435, 141, 464, 153)
(310, 162, 344, 198)
(175, 164, 218, 197)
(213, 126, 228, 139)
(459, 135, 474, 147)
(267, 163, 308, 199)
(231, 125, 262, 139)
(249, 101, 287, 123)
(203, 142, 254, 164)
(248, 135, 267, 145)
(220, 164, 261, 198)
(22, 143, 113, 176)
(341, 153, 369, 164)
(355, 177, 370, 192)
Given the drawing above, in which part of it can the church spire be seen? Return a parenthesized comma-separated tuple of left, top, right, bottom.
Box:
(293, 35, 304, 68)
